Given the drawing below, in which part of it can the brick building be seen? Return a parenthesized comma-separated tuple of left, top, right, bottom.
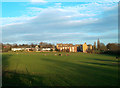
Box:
(56, 43, 77, 52)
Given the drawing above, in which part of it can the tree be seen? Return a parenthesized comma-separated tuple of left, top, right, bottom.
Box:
(55, 48, 59, 51)
(93, 42, 96, 50)
(50, 49, 53, 51)
(12, 43, 18, 48)
(100, 43, 107, 51)
(106, 43, 118, 51)
(87, 49, 93, 53)
(30, 43, 35, 48)
(97, 38, 100, 50)
(105, 43, 119, 55)
(2, 44, 11, 52)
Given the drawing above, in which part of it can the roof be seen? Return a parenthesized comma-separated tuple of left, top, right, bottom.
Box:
(57, 43, 73, 47)
(87, 44, 92, 46)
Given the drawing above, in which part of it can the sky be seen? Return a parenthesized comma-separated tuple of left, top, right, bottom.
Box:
(1, 0, 119, 45)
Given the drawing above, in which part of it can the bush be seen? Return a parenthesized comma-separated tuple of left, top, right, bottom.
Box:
(92, 50, 101, 54)
(87, 50, 93, 53)
(55, 48, 60, 52)
(102, 50, 120, 56)
(50, 49, 53, 51)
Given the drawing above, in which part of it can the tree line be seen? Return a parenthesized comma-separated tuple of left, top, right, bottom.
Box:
(88, 43, 120, 56)
(0, 42, 120, 56)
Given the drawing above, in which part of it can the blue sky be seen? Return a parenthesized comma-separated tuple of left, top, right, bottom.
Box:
(1, 0, 119, 45)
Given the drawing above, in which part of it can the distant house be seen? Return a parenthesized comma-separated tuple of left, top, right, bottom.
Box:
(42, 47, 51, 51)
(25, 48, 32, 51)
(41, 46, 55, 51)
(11, 48, 33, 51)
(39, 43, 55, 51)
(11, 48, 25, 51)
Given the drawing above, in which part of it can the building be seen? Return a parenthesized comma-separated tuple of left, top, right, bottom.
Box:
(56, 43, 77, 52)
(11, 48, 25, 51)
(11, 48, 33, 51)
(82, 42, 88, 53)
(25, 48, 33, 51)
(41, 46, 55, 51)
(87, 44, 92, 50)
(57, 43, 93, 53)
(41, 47, 51, 51)
(39, 42, 55, 51)
(11, 42, 94, 53)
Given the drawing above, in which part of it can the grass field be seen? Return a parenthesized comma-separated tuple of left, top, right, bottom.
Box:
(2, 52, 119, 86)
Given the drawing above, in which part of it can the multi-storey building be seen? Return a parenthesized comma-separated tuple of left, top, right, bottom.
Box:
(57, 43, 93, 53)
(56, 43, 77, 52)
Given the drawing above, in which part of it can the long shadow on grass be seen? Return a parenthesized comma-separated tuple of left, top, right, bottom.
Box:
(2, 54, 46, 87)
(2, 54, 13, 71)
(79, 61, 118, 67)
(94, 58, 118, 62)
(41, 58, 118, 86)
(41, 58, 117, 71)
(79, 57, 118, 67)
(2, 57, 119, 86)
(2, 71, 45, 87)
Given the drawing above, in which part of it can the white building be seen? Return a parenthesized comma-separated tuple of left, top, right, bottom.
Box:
(42, 48, 51, 51)
(11, 48, 25, 51)
(11, 48, 32, 51)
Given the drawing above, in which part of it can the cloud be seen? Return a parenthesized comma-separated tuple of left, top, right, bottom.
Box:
(1, 16, 35, 26)
(2, 2, 118, 44)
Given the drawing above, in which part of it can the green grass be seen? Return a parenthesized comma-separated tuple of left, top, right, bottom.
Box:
(2, 52, 119, 86)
